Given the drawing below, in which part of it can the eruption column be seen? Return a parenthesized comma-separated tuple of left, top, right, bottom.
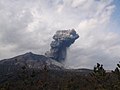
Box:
(45, 29, 79, 62)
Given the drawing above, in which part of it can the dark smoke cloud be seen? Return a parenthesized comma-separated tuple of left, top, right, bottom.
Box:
(45, 29, 79, 62)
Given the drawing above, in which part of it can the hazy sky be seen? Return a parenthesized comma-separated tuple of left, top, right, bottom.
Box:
(0, 0, 120, 69)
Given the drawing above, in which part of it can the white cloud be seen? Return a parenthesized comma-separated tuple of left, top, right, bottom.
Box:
(71, 0, 88, 8)
(0, 0, 119, 69)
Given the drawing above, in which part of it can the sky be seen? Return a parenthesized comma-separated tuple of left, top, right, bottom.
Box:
(0, 0, 120, 70)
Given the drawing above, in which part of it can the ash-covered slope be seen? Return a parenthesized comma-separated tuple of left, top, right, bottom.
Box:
(0, 52, 64, 75)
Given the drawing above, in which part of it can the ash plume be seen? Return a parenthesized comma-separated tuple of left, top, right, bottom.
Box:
(45, 29, 79, 62)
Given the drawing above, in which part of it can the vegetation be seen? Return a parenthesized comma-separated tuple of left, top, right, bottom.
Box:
(0, 63, 120, 90)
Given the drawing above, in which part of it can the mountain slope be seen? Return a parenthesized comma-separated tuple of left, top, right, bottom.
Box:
(0, 52, 64, 75)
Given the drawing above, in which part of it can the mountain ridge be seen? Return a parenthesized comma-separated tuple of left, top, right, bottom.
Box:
(0, 52, 93, 74)
(0, 52, 65, 76)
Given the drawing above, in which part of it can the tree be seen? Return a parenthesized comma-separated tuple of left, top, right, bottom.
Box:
(112, 62, 120, 89)
(89, 63, 110, 90)
(113, 62, 120, 80)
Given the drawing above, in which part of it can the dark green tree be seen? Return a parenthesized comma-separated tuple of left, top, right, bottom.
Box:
(89, 63, 110, 90)
(112, 62, 120, 89)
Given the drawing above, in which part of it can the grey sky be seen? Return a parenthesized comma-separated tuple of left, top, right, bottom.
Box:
(0, 0, 120, 70)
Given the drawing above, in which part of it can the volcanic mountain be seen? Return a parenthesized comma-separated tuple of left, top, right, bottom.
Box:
(0, 52, 64, 75)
